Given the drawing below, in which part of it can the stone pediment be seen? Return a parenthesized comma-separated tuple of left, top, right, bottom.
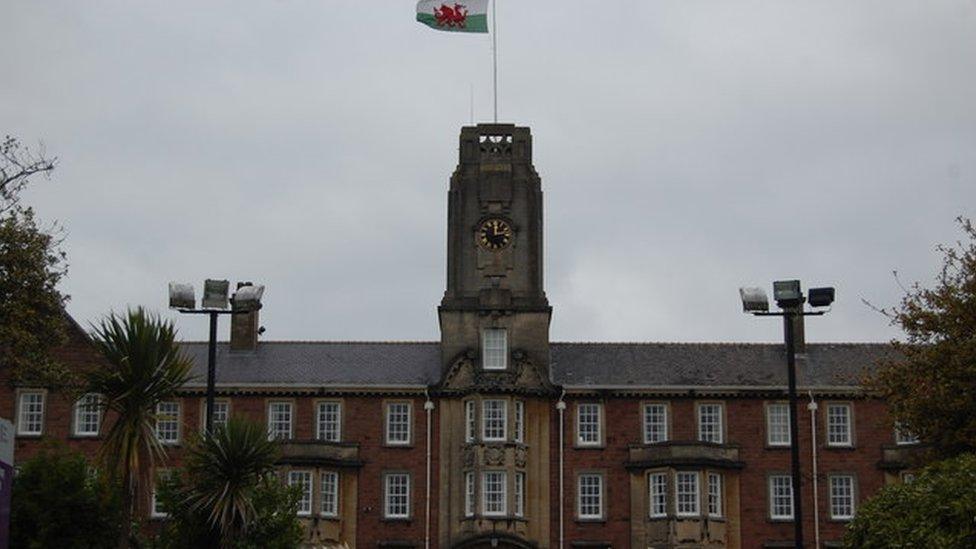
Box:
(433, 350, 559, 396)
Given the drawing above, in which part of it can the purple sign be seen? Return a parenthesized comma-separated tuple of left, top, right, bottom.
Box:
(0, 418, 13, 549)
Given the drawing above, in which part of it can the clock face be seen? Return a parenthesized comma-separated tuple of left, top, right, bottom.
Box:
(478, 218, 513, 250)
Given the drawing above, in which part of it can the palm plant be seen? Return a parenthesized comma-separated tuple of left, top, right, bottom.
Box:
(179, 417, 281, 546)
(89, 307, 194, 548)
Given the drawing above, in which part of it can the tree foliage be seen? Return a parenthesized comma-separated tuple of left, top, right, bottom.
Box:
(844, 453, 976, 548)
(179, 418, 283, 543)
(0, 135, 70, 387)
(88, 307, 195, 548)
(156, 443, 304, 549)
(868, 217, 976, 457)
(10, 444, 123, 549)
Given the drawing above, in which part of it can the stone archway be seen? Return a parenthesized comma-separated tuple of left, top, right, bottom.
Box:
(452, 533, 537, 549)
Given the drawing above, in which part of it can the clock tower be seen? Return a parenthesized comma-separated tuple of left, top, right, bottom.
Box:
(436, 124, 556, 549)
(438, 123, 552, 377)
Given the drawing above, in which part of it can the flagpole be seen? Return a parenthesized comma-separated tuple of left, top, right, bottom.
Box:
(492, 0, 497, 123)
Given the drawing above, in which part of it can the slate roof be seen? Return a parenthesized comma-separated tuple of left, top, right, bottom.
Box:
(180, 342, 441, 387)
(179, 341, 892, 389)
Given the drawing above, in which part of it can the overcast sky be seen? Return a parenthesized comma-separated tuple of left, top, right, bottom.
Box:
(4, 1, 975, 344)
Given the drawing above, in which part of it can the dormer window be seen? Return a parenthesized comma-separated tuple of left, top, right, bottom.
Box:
(482, 329, 508, 370)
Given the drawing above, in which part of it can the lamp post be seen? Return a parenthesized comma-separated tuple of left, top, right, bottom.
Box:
(739, 280, 834, 549)
(168, 280, 264, 433)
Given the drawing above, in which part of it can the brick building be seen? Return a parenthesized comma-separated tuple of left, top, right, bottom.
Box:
(4, 124, 924, 548)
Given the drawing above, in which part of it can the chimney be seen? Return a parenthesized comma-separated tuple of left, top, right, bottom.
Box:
(230, 281, 261, 352)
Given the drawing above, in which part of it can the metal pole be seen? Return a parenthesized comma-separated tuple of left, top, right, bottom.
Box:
(784, 311, 804, 548)
(206, 311, 218, 434)
(492, 0, 497, 122)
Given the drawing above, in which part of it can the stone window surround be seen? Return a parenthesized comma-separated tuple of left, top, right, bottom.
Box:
(288, 469, 314, 516)
(320, 470, 340, 518)
(644, 468, 726, 521)
(462, 396, 526, 445)
(481, 328, 508, 370)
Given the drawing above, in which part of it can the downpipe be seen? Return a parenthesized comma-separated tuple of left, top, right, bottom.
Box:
(556, 389, 567, 549)
(808, 391, 821, 549)
(424, 392, 435, 549)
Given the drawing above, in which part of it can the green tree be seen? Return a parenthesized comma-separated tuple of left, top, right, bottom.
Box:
(844, 453, 976, 548)
(156, 418, 303, 549)
(0, 135, 72, 387)
(868, 217, 976, 457)
(88, 308, 195, 549)
(10, 444, 122, 549)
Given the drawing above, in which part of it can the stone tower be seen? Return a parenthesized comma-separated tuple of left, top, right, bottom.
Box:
(436, 124, 557, 548)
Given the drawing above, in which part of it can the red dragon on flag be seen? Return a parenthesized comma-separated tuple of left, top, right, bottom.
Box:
(434, 3, 468, 28)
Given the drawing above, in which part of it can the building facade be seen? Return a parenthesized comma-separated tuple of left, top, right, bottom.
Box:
(4, 124, 926, 548)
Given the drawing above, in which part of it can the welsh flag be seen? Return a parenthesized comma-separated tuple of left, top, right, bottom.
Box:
(416, 0, 489, 33)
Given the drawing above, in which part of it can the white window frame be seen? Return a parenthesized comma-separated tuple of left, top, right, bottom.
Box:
(766, 402, 791, 447)
(769, 475, 794, 520)
(384, 472, 411, 519)
(675, 471, 700, 517)
(17, 390, 45, 436)
(385, 402, 412, 446)
(316, 401, 342, 442)
(73, 393, 101, 437)
(577, 473, 604, 520)
(464, 471, 476, 517)
(155, 400, 181, 445)
(482, 400, 508, 442)
(826, 403, 853, 447)
(514, 400, 525, 443)
(514, 471, 525, 518)
(642, 402, 668, 444)
(465, 400, 477, 443)
(482, 328, 508, 370)
(576, 403, 602, 447)
(199, 399, 230, 432)
(648, 472, 668, 518)
(288, 470, 312, 516)
(267, 401, 293, 441)
(708, 472, 723, 518)
(320, 471, 339, 517)
(482, 470, 508, 516)
(697, 403, 724, 444)
(829, 475, 855, 520)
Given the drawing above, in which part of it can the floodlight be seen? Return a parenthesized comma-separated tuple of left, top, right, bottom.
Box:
(808, 287, 835, 308)
(202, 279, 230, 309)
(168, 282, 195, 309)
(773, 280, 804, 308)
(739, 287, 769, 313)
(232, 284, 265, 311)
